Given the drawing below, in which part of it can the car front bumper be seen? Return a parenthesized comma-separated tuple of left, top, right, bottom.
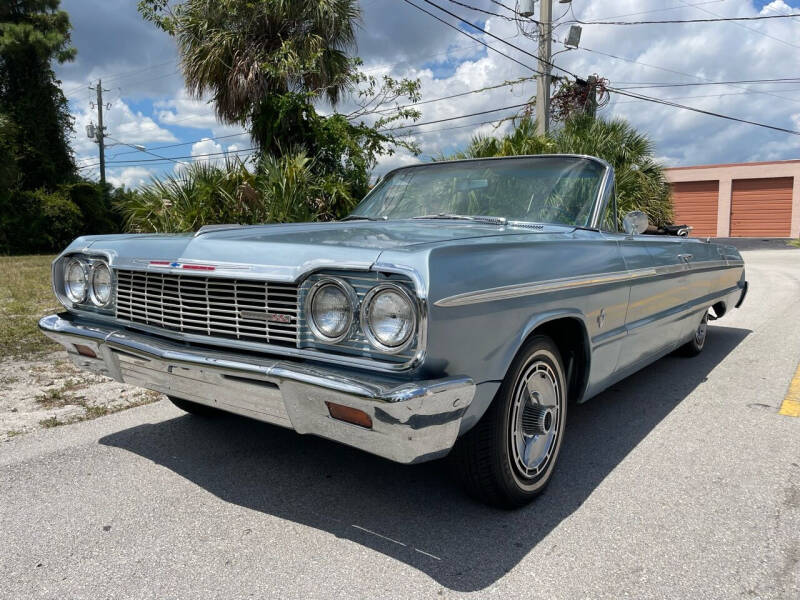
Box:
(39, 314, 475, 464)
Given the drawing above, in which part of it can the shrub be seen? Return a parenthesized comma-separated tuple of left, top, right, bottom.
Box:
(116, 152, 356, 233)
(0, 188, 82, 254)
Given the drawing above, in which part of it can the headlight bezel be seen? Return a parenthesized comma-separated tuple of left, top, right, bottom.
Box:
(56, 254, 115, 313)
(305, 277, 358, 344)
(360, 283, 418, 354)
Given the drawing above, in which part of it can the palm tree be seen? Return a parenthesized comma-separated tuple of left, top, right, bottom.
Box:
(447, 114, 673, 226)
(165, 0, 361, 148)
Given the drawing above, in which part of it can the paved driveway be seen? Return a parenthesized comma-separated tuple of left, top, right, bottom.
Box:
(2, 249, 798, 599)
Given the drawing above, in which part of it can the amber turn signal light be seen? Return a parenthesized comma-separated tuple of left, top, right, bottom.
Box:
(73, 344, 97, 358)
(325, 402, 373, 429)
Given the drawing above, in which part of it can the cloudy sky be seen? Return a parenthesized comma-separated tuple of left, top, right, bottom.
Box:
(55, 0, 800, 189)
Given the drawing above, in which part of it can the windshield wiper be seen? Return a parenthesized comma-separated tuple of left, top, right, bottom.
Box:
(412, 214, 508, 225)
(340, 215, 388, 222)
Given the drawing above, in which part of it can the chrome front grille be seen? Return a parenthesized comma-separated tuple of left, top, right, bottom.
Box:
(115, 270, 299, 347)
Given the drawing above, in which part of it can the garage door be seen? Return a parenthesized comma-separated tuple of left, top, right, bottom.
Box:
(671, 180, 719, 237)
(730, 177, 793, 237)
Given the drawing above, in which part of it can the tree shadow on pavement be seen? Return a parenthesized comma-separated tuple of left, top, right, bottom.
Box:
(100, 325, 749, 592)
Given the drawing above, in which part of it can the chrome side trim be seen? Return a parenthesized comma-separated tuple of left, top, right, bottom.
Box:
(434, 260, 743, 308)
(435, 269, 645, 307)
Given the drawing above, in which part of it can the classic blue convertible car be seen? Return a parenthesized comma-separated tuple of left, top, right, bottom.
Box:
(40, 155, 747, 507)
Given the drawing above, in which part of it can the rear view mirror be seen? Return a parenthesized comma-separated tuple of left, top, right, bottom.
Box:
(623, 210, 649, 235)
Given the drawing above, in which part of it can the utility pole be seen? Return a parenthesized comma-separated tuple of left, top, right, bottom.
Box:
(536, 0, 553, 135)
(89, 80, 110, 187)
(586, 75, 598, 117)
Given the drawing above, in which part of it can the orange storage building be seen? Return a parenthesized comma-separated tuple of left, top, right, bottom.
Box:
(665, 160, 800, 238)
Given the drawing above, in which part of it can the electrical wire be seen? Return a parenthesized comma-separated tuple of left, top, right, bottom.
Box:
(573, 44, 800, 105)
(566, 12, 800, 25)
(381, 102, 530, 132)
(78, 145, 258, 169)
(446, 0, 517, 22)
(400, 0, 543, 75)
(104, 136, 189, 166)
(81, 102, 537, 169)
(606, 87, 800, 136)
(618, 78, 800, 90)
(366, 76, 535, 115)
(568, 1, 726, 23)
(109, 132, 252, 158)
(674, 0, 800, 50)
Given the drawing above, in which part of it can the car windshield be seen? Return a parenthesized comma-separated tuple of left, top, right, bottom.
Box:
(349, 156, 606, 226)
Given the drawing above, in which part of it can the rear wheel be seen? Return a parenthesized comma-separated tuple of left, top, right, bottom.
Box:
(453, 335, 567, 509)
(168, 396, 221, 417)
(677, 310, 709, 357)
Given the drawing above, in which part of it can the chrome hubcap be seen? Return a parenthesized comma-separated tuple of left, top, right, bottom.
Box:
(510, 359, 562, 479)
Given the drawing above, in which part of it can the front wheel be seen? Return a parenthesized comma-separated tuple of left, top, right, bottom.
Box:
(452, 335, 567, 509)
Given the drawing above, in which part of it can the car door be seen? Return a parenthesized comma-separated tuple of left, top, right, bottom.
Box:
(614, 234, 693, 373)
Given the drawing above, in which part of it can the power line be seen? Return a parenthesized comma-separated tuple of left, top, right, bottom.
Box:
(566, 12, 800, 25)
(619, 77, 800, 90)
(105, 135, 189, 166)
(81, 102, 536, 169)
(563, 0, 726, 23)
(78, 146, 258, 169)
(394, 113, 518, 136)
(382, 102, 530, 132)
(400, 0, 543, 75)
(573, 44, 800, 106)
(366, 76, 536, 115)
(446, 0, 517, 22)
(64, 60, 178, 98)
(109, 75, 537, 157)
(606, 86, 800, 137)
(612, 88, 800, 104)
(109, 132, 252, 158)
(674, 0, 800, 50)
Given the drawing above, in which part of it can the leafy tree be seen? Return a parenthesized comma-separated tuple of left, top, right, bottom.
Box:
(0, 0, 77, 191)
(140, 0, 360, 127)
(446, 114, 674, 227)
(0, 113, 19, 196)
(138, 0, 420, 212)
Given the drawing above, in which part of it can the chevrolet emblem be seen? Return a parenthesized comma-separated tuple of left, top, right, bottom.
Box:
(239, 310, 293, 324)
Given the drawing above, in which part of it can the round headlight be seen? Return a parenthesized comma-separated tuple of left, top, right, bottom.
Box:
(64, 259, 88, 303)
(361, 284, 416, 352)
(306, 279, 356, 343)
(90, 262, 113, 306)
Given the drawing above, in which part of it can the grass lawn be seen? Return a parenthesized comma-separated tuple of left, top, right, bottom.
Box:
(0, 255, 60, 358)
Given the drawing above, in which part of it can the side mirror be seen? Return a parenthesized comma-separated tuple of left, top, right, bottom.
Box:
(623, 210, 649, 235)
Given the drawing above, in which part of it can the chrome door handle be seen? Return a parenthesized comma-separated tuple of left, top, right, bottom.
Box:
(678, 253, 693, 263)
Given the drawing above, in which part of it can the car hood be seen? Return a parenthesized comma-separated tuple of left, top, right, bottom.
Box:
(73, 221, 562, 283)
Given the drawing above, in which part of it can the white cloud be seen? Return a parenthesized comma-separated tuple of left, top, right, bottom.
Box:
(365, 0, 800, 169)
(106, 166, 156, 189)
(191, 138, 224, 161)
(70, 98, 179, 179)
(63, 0, 800, 183)
(154, 89, 244, 137)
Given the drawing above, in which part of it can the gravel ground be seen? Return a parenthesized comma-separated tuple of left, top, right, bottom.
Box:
(0, 351, 162, 441)
(0, 249, 798, 599)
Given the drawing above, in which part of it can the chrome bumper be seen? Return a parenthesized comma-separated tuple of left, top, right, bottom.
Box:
(39, 314, 475, 464)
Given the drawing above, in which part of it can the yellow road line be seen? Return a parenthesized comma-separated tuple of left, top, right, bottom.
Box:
(779, 362, 800, 417)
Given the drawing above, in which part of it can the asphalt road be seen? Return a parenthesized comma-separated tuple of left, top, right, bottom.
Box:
(2, 249, 799, 599)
